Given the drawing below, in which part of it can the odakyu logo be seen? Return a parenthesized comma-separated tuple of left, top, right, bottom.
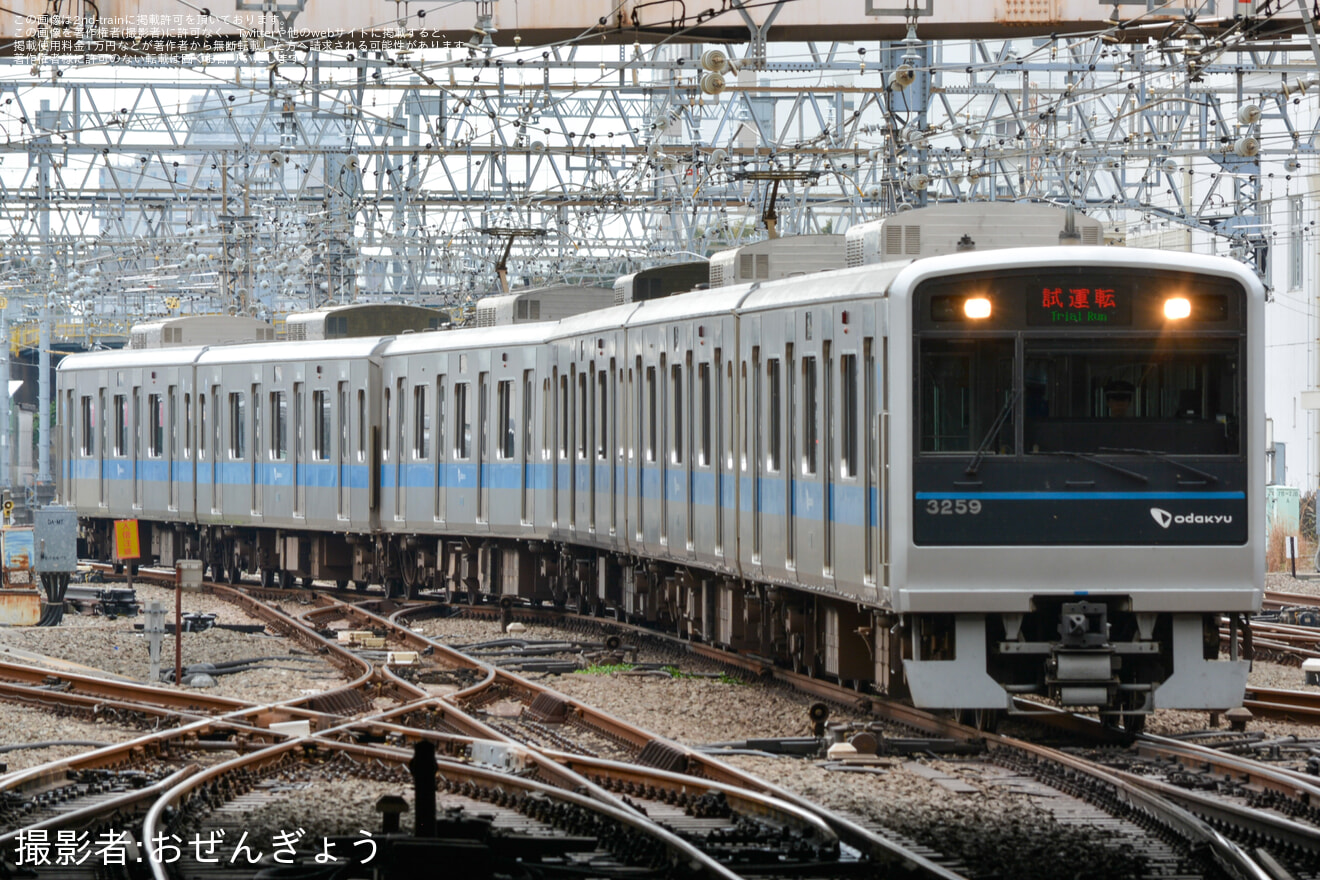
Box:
(1150, 507, 1233, 528)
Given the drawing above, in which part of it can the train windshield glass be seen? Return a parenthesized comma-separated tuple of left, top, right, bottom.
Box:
(918, 337, 1240, 456)
(916, 268, 1246, 459)
(920, 339, 1015, 453)
(1022, 338, 1239, 455)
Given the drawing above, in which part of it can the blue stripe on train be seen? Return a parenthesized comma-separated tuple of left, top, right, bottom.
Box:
(915, 491, 1245, 501)
(76, 457, 892, 526)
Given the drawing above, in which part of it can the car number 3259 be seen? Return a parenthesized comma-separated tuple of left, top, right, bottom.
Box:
(925, 499, 982, 515)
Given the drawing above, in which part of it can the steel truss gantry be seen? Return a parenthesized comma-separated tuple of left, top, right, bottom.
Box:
(0, 7, 1317, 327)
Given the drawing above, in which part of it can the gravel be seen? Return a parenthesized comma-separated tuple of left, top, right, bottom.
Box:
(0, 582, 342, 703)
(722, 755, 1152, 880)
(0, 703, 150, 773)
(413, 614, 873, 743)
(1266, 571, 1320, 597)
(417, 612, 1320, 749)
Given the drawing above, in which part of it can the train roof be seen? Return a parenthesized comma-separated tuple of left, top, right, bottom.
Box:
(196, 336, 393, 365)
(380, 321, 554, 356)
(736, 263, 909, 313)
(548, 301, 641, 339)
(58, 345, 210, 372)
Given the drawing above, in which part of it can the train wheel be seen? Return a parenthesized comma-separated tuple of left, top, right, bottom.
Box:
(956, 708, 1002, 733)
(261, 569, 276, 589)
(335, 579, 349, 591)
(279, 570, 297, 589)
(353, 580, 369, 592)
(301, 577, 314, 590)
(226, 559, 242, 585)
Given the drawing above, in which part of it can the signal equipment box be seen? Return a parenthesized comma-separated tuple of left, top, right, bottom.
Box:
(33, 506, 78, 574)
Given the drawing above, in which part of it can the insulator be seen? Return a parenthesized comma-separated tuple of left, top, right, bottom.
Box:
(889, 64, 915, 90)
(1233, 136, 1259, 158)
(700, 48, 728, 72)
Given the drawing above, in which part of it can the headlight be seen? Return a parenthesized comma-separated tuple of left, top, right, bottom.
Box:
(1163, 297, 1191, 320)
(964, 297, 992, 319)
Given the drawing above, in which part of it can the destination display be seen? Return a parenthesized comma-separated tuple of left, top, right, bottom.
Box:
(1025, 282, 1133, 326)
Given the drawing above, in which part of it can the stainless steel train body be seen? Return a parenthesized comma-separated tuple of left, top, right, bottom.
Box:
(57, 244, 1263, 721)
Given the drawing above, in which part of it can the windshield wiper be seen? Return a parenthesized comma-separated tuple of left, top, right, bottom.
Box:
(1098, 447, 1220, 484)
(965, 388, 1021, 476)
(1037, 451, 1149, 484)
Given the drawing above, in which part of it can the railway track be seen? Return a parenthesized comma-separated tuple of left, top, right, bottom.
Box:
(4, 576, 961, 878)
(312, 593, 964, 877)
(10, 572, 1317, 878)
(404, 599, 1320, 879)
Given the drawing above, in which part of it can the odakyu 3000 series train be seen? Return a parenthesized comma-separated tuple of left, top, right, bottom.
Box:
(57, 204, 1263, 727)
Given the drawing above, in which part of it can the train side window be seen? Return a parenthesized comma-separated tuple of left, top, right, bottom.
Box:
(414, 385, 429, 460)
(497, 379, 515, 459)
(338, 384, 349, 461)
(198, 394, 207, 460)
(113, 393, 128, 456)
(212, 389, 221, 462)
(435, 378, 446, 460)
(524, 371, 535, 460)
(542, 378, 551, 459)
(629, 362, 639, 461)
(99, 390, 107, 465)
(577, 371, 588, 460)
(840, 354, 858, 478)
(252, 384, 262, 460)
(616, 364, 625, 460)
(81, 395, 94, 455)
(383, 388, 391, 459)
(293, 385, 304, 464)
(767, 358, 781, 472)
(646, 366, 657, 463)
(596, 369, 608, 460)
(741, 359, 750, 470)
(802, 356, 817, 476)
(478, 374, 489, 459)
(558, 375, 569, 458)
(147, 394, 163, 457)
(271, 391, 287, 460)
(671, 361, 683, 465)
(313, 390, 330, 461)
(357, 390, 367, 461)
(397, 379, 407, 464)
(229, 392, 246, 460)
(698, 361, 711, 466)
(168, 387, 177, 460)
(725, 359, 734, 470)
(455, 382, 471, 459)
(184, 393, 192, 458)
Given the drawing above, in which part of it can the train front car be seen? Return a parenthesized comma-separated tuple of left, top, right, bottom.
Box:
(891, 247, 1264, 728)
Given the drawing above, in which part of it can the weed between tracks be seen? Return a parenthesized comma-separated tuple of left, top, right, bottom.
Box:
(576, 663, 635, 675)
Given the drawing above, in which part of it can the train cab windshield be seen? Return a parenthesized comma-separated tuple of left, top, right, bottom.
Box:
(916, 269, 1245, 460)
(912, 266, 1248, 546)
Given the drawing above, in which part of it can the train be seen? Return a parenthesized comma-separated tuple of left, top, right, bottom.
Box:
(57, 204, 1264, 729)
